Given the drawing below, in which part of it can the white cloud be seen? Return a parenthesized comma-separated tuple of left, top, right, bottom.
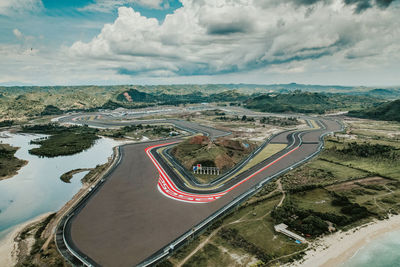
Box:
(79, 0, 164, 13)
(13, 29, 23, 39)
(0, 0, 43, 16)
(69, 0, 400, 80)
(134, 0, 164, 9)
(1, 0, 400, 86)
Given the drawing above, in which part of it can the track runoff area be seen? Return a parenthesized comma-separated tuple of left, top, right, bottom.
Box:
(146, 127, 313, 204)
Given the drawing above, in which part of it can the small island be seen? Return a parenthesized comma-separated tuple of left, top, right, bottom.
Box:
(0, 143, 27, 180)
(22, 123, 99, 158)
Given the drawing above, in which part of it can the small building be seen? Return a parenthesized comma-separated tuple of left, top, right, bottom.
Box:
(274, 223, 306, 243)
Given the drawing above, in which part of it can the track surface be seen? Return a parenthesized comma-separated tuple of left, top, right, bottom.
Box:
(61, 112, 342, 266)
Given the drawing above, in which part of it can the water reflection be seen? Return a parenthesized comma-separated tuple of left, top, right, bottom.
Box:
(0, 132, 120, 235)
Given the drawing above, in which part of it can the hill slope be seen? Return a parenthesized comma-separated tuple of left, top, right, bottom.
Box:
(171, 135, 256, 174)
(348, 99, 400, 122)
(245, 91, 380, 114)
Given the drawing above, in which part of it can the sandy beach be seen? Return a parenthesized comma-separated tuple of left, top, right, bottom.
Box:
(292, 215, 400, 267)
(0, 213, 50, 267)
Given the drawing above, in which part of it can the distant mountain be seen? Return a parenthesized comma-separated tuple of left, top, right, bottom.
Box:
(115, 88, 249, 106)
(116, 89, 154, 102)
(0, 84, 395, 120)
(1, 83, 399, 97)
(348, 99, 400, 122)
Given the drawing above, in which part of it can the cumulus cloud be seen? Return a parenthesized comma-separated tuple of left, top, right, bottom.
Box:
(66, 0, 400, 82)
(79, 0, 165, 12)
(0, 0, 43, 16)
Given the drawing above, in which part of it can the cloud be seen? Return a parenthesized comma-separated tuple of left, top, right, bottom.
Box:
(13, 29, 23, 39)
(2, 0, 398, 86)
(79, 0, 165, 13)
(286, 0, 398, 12)
(0, 0, 43, 16)
(134, 0, 165, 9)
(12, 28, 35, 42)
(69, 0, 399, 79)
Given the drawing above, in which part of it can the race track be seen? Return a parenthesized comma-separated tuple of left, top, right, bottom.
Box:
(56, 110, 343, 266)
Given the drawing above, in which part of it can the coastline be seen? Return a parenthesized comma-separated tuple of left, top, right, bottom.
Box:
(0, 213, 51, 267)
(292, 215, 400, 267)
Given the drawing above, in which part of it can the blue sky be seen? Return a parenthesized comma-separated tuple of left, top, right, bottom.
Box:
(0, 0, 399, 86)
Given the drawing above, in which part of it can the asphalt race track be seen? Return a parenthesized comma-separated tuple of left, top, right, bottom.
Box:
(58, 111, 343, 266)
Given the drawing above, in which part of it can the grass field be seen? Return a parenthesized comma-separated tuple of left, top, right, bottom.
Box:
(235, 144, 287, 176)
(291, 188, 342, 214)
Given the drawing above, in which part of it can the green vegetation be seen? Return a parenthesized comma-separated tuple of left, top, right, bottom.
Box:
(1, 84, 391, 121)
(17, 213, 68, 267)
(321, 138, 400, 180)
(101, 124, 178, 139)
(166, 119, 400, 266)
(0, 143, 27, 179)
(60, 168, 90, 183)
(22, 124, 99, 157)
(171, 135, 256, 181)
(116, 88, 248, 106)
(0, 120, 14, 127)
(40, 105, 63, 116)
(260, 116, 299, 127)
(245, 91, 381, 114)
(81, 163, 109, 184)
(348, 99, 400, 122)
(215, 115, 299, 127)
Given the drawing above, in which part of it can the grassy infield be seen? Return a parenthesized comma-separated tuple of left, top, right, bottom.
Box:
(162, 119, 400, 267)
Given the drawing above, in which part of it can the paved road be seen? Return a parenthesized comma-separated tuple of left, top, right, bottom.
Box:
(60, 114, 342, 266)
(58, 115, 230, 139)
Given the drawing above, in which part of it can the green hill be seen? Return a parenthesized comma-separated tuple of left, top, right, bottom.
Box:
(41, 105, 63, 116)
(245, 91, 380, 114)
(348, 99, 400, 122)
(171, 135, 256, 180)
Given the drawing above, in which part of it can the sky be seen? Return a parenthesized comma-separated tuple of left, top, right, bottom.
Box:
(0, 0, 399, 86)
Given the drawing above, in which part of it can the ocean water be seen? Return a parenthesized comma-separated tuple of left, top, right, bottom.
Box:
(342, 229, 400, 267)
(0, 132, 120, 239)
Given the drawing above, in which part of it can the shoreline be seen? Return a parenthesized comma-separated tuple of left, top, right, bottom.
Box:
(0, 213, 51, 267)
(0, 135, 124, 265)
(0, 159, 29, 182)
(292, 215, 400, 267)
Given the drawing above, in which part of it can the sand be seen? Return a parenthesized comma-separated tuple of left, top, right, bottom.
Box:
(0, 213, 51, 267)
(292, 215, 400, 267)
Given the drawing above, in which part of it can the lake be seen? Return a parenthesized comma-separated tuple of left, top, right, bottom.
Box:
(0, 132, 120, 240)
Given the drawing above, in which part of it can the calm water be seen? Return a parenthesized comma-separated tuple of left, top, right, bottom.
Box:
(0, 132, 120, 239)
(343, 230, 400, 267)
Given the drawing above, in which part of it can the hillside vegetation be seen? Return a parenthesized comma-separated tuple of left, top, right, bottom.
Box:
(0, 84, 391, 120)
(171, 135, 256, 176)
(348, 99, 400, 122)
(163, 119, 400, 267)
(245, 91, 380, 114)
(0, 144, 27, 179)
(21, 124, 99, 157)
